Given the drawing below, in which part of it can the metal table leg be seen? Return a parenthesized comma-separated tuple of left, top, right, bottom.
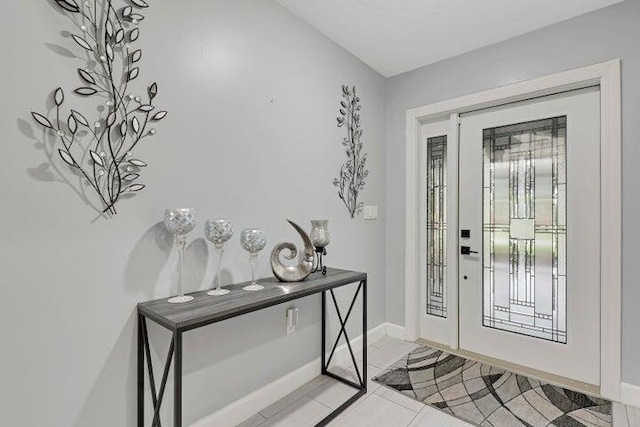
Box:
(138, 313, 176, 427)
(362, 279, 367, 391)
(138, 314, 145, 427)
(321, 291, 326, 375)
(315, 280, 368, 426)
(174, 332, 183, 427)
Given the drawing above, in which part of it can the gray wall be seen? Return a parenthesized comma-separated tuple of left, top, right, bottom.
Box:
(385, 0, 640, 385)
(0, 0, 386, 426)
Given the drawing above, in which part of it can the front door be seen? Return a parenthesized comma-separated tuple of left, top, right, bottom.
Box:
(457, 87, 601, 385)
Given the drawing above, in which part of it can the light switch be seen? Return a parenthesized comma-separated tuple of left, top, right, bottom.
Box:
(364, 205, 378, 220)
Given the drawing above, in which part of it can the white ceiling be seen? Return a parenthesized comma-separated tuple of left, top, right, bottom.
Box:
(275, 0, 624, 77)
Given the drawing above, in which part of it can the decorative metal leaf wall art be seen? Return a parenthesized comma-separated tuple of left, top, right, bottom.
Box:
(31, 0, 166, 216)
(333, 85, 369, 218)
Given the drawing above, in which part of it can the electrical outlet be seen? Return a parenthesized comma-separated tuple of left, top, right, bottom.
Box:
(286, 307, 298, 335)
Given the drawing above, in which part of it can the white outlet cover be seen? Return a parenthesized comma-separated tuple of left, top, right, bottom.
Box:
(286, 307, 298, 335)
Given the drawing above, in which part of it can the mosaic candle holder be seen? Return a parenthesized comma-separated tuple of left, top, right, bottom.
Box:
(310, 220, 330, 275)
(204, 219, 234, 297)
(240, 228, 268, 291)
(164, 208, 197, 304)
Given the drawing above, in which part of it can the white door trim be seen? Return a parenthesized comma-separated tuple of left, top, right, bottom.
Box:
(404, 59, 622, 400)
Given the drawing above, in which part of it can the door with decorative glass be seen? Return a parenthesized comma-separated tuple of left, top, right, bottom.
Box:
(457, 87, 601, 385)
(420, 119, 458, 346)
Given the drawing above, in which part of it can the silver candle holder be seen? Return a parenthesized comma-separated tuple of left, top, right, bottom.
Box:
(204, 219, 234, 296)
(164, 208, 197, 304)
(240, 228, 268, 291)
(310, 220, 330, 275)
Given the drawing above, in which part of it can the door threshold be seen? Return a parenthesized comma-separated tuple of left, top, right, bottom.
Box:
(415, 338, 601, 398)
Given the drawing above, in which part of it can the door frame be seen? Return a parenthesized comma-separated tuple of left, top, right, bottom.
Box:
(403, 59, 622, 400)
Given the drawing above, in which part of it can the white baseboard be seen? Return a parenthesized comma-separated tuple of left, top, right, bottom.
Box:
(622, 382, 640, 409)
(386, 323, 406, 340)
(190, 322, 403, 427)
(189, 357, 319, 427)
(613, 402, 630, 427)
(615, 398, 640, 427)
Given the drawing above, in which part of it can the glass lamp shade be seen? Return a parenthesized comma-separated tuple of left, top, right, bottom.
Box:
(310, 220, 330, 248)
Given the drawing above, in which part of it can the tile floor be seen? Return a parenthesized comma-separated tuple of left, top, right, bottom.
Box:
(234, 335, 640, 427)
(236, 337, 473, 427)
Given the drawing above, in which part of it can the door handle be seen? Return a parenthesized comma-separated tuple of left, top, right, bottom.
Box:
(460, 246, 478, 255)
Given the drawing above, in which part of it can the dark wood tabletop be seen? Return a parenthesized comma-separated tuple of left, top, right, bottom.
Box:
(138, 267, 366, 332)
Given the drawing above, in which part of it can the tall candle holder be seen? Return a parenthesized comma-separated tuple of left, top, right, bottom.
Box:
(240, 228, 268, 291)
(204, 219, 234, 296)
(164, 208, 198, 304)
(310, 220, 330, 275)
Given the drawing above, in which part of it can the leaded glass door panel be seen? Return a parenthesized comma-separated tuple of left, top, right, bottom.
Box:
(458, 88, 601, 385)
(420, 119, 458, 347)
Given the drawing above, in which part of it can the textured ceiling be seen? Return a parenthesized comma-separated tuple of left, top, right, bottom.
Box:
(275, 0, 624, 77)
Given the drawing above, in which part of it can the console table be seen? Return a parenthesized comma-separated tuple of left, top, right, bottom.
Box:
(137, 267, 367, 427)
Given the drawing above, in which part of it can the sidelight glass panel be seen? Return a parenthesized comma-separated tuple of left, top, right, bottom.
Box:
(483, 117, 567, 343)
(426, 135, 447, 318)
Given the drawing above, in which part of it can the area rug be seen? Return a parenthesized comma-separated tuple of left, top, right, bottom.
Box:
(372, 345, 611, 427)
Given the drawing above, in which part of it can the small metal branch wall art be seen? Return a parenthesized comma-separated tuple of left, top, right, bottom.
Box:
(334, 85, 369, 219)
(31, 0, 166, 216)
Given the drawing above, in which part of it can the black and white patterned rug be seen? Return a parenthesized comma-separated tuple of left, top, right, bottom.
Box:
(373, 345, 611, 427)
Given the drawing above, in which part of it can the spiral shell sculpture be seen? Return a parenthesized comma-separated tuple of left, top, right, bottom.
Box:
(270, 220, 316, 282)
